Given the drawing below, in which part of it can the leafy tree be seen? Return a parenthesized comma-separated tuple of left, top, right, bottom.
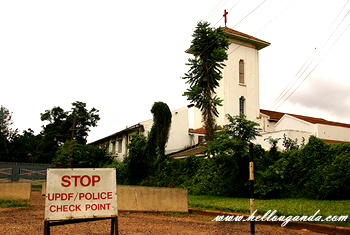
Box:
(124, 134, 148, 185)
(0, 106, 18, 161)
(38, 101, 100, 163)
(9, 128, 40, 162)
(182, 21, 229, 141)
(40, 101, 100, 146)
(53, 140, 111, 168)
(69, 101, 100, 145)
(204, 114, 261, 157)
(197, 114, 261, 197)
(223, 114, 261, 142)
(264, 136, 280, 152)
(282, 133, 305, 151)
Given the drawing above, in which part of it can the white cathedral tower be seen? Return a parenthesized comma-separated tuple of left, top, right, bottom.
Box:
(192, 27, 270, 129)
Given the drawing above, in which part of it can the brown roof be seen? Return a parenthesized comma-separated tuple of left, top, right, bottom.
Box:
(260, 109, 350, 129)
(88, 123, 144, 145)
(189, 127, 206, 134)
(170, 145, 205, 158)
(221, 27, 270, 50)
(186, 26, 270, 54)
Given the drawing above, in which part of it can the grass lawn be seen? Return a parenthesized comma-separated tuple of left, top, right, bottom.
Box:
(0, 199, 30, 208)
(188, 195, 350, 227)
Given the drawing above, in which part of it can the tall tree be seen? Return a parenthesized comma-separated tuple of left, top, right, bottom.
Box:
(9, 128, 40, 162)
(38, 101, 100, 163)
(0, 105, 18, 161)
(146, 101, 172, 160)
(70, 101, 100, 145)
(182, 21, 229, 141)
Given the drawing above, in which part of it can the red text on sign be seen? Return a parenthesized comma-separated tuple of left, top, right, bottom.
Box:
(86, 203, 111, 211)
(49, 204, 81, 212)
(61, 175, 101, 187)
(79, 192, 113, 200)
(47, 193, 74, 201)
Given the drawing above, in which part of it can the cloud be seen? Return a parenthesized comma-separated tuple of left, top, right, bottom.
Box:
(287, 75, 350, 122)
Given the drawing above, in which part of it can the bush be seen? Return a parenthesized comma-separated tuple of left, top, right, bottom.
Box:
(255, 136, 350, 200)
(123, 134, 148, 185)
(53, 141, 112, 168)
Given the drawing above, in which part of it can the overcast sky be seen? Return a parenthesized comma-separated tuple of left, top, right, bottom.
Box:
(1, 0, 350, 143)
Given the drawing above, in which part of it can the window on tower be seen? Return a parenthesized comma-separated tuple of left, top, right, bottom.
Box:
(239, 59, 245, 84)
(239, 96, 245, 116)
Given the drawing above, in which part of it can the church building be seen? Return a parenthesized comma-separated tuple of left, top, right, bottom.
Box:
(89, 26, 350, 160)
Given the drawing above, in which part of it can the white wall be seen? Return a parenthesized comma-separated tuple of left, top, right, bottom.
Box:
(315, 124, 350, 143)
(140, 106, 191, 154)
(256, 130, 312, 150)
(218, 39, 260, 126)
(256, 116, 350, 149)
(193, 38, 261, 129)
(274, 115, 315, 133)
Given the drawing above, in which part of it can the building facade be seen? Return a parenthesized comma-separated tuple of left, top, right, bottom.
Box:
(90, 26, 350, 159)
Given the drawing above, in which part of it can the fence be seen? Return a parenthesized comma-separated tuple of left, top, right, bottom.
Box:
(0, 162, 54, 182)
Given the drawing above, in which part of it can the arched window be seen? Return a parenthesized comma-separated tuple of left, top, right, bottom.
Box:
(239, 96, 245, 116)
(239, 59, 244, 84)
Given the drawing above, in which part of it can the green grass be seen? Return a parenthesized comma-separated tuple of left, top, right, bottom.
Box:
(29, 179, 45, 187)
(188, 195, 350, 227)
(0, 199, 30, 208)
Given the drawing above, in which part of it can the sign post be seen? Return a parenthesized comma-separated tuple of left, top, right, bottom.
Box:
(249, 143, 255, 235)
(44, 168, 117, 234)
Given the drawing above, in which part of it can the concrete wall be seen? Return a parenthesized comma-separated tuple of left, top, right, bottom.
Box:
(0, 181, 31, 200)
(256, 129, 312, 150)
(42, 184, 188, 212)
(274, 115, 314, 133)
(316, 124, 350, 142)
(117, 185, 188, 212)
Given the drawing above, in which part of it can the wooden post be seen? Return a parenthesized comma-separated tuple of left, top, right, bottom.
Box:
(249, 142, 255, 235)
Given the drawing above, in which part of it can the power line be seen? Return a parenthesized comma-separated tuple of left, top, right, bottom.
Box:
(177, 0, 233, 49)
(254, 0, 298, 35)
(232, 0, 267, 28)
(274, 20, 350, 110)
(213, 0, 243, 26)
(228, 0, 296, 56)
(270, 4, 350, 110)
(206, 0, 229, 24)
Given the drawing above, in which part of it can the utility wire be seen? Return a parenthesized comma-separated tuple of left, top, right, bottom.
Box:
(274, 20, 350, 110)
(177, 0, 232, 48)
(213, 0, 242, 26)
(271, 4, 350, 110)
(207, 0, 229, 24)
(233, 0, 267, 28)
(228, 0, 296, 56)
(254, 0, 298, 35)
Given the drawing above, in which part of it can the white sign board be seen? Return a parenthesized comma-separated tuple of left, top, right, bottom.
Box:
(44, 168, 117, 221)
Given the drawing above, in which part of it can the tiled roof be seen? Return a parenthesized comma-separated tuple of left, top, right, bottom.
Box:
(260, 109, 350, 129)
(222, 27, 270, 50)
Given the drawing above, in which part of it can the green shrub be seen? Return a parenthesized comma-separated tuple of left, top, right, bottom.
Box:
(255, 136, 350, 200)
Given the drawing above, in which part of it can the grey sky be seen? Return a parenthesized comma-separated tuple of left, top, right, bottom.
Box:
(1, 0, 350, 143)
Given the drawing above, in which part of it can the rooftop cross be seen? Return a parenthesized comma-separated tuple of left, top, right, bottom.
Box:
(223, 9, 228, 27)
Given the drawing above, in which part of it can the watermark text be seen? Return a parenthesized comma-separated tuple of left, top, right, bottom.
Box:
(212, 210, 348, 227)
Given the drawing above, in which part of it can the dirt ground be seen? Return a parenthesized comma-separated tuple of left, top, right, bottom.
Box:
(0, 191, 327, 235)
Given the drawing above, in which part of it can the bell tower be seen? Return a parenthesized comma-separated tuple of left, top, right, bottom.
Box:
(193, 27, 270, 128)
